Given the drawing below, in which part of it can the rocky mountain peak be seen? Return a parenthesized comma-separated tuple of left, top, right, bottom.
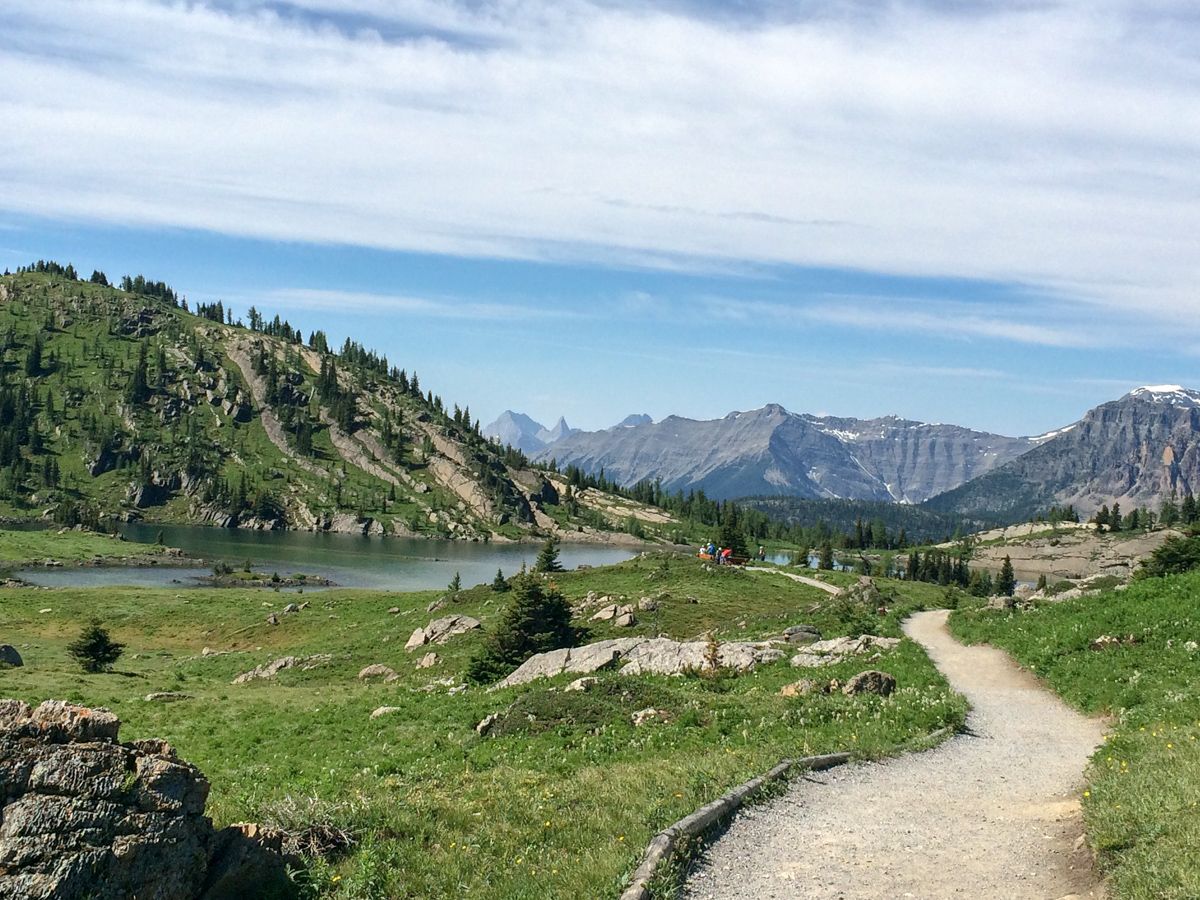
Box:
(1124, 385, 1200, 407)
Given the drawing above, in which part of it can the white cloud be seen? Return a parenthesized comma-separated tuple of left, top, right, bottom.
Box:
(1, 0, 1199, 333)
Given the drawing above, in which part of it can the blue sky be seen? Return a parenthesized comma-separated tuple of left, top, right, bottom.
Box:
(2, 0, 1198, 436)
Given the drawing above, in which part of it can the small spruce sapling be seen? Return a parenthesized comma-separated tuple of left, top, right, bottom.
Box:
(67, 620, 125, 673)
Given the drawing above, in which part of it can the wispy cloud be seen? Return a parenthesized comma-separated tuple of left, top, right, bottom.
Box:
(247, 288, 583, 321)
(1, 0, 1199, 336)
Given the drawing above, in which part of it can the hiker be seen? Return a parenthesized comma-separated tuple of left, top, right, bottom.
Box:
(757, 546, 766, 561)
(722, 547, 732, 565)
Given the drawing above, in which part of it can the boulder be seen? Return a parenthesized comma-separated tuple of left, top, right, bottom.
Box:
(783, 625, 821, 645)
(842, 670, 897, 696)
(637, 597, 659, 612)
(357, 664, 397, 681)
(790, 635, 901, 668)
(630, 708, 669, 727)
(564, 677, 598, 692)
(0, 644, 23, 667)
(416, 652, 439, 670)
(370, 706, 403, 720)
(0, 699, 288, 900)
(614, 612, 636, 628)
(232, 654, 331, 684)
(475, 713, 500, 736)
(778, 679, 822, 698)
(497, 635, 785, 687)
(406, 615, 482, 652)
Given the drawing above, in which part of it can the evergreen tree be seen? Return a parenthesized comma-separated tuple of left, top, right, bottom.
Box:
(996, 555, 1016, 597)
(126, 343, 150, 403)
(24, 333, 42, 376)
(1109, 501, 1122, 532)
(818, 541, 835, 570)
(534, 536, 564, 573)
(1036, 573, 1048, 592)
(906, 549, 920, 581)
(1182, 493, 1198, 525)
(466, 574, 580, 682)
(448, 571, 461, 593)
(492, 568, 509, 592)
(66, 620, 125, 673)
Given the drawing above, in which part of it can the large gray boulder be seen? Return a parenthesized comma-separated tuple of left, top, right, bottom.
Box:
(0, 699, 290, 900)
(405, 615, 481, 651)
(0, 645, 23, 667)
(790, 635, 901, 668)
(496, 636, 784, 687)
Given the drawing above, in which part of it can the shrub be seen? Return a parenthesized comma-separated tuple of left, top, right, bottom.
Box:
(66, 619, 125, 673)
(1137, 533, 1200, 579)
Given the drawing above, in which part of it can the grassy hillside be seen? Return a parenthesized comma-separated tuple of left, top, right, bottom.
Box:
(0, 266, 673, 542)
(951, 575, 1200, 899)
(2, 553, 964, 899)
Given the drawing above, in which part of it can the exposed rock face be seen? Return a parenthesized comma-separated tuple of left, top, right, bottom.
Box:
(0, 646, 22, 667)
(496, 636, 785, 688)
(0, 699, 288, 900)
(534, 403, 1032, 502)
(928, 385, 1200, 520)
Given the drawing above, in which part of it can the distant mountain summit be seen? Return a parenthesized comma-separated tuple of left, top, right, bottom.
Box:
(927, 385, 1200, 520)
(617, 414, 653, 427)
(482, 411, 575, 455)
(535, 404, 1033, 502)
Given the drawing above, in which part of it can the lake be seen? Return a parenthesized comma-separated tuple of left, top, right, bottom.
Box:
(18, 523, 641, 592)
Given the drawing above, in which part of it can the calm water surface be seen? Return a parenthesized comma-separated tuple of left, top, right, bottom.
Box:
(18, 523, 639, 591)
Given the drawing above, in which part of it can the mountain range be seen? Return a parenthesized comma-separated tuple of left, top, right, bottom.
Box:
(493, 386, 1200, 522)
(482, 410, 653, 455)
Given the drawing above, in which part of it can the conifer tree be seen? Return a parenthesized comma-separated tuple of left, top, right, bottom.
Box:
(996, 555, 1017, 597)
(534, 536, 563, 573)
(819, 541, 835, 570)
(466, 574, 580, 682)
(492, 567, 509, 592)
(67, 620, 125, 673)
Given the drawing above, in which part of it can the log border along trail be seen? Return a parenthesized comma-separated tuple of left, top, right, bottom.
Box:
(683, 609, 1107, 899)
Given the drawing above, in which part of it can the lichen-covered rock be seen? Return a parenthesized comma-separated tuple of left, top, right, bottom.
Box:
(842, 670, 897, 696)
(0, 700, 289, 900)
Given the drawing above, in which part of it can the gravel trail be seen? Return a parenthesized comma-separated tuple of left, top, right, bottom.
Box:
(682, 609, 1106, 899)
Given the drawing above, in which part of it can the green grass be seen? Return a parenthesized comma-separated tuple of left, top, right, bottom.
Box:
(0, 526, 173, 567)
(1, 553, 965, 899)
(950, 572, 1200, 899)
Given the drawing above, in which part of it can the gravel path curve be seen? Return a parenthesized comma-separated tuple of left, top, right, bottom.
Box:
(748, 567, 843, 596)
(682, 609, 1106, 899)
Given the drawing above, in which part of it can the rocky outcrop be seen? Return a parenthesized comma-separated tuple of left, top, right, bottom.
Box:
(496, 636, 785, 688)
(356, 664, 397, 681)
(0, 699, 289, 900)
(231, 654, 331, 684)
(789, 635, 901, 668)
(404, 615, 481, 651)
(0, 646, 22, 667)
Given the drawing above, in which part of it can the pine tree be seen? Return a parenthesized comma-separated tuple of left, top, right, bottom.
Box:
(1036, 573, 1048, 592)
(1109, 502, 1122, 532)
(1182, 493, 1197, 525)
(997, 555, 1017, 597)
(492, 568, 509, 592)
(534, 536, 563, 573)
(66, 620, 125, 673)
(448, 571, 461, 593)
(466, 574, 580, 682)
(126, 343, 150, 403)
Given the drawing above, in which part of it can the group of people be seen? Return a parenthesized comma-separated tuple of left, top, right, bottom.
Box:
(701, 541, 735, 564)
(698, 542, 769, 565)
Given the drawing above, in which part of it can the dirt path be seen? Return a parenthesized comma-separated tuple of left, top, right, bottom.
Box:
(748, 567, 842, 596)
(683, 609, 1106, 899)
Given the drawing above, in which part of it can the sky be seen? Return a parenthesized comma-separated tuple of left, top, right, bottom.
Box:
(2, 0, 1198, 436)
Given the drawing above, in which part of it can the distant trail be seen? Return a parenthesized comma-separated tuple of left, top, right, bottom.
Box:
(683, 609, 1106, 899)
(747, 566, 842, 596)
